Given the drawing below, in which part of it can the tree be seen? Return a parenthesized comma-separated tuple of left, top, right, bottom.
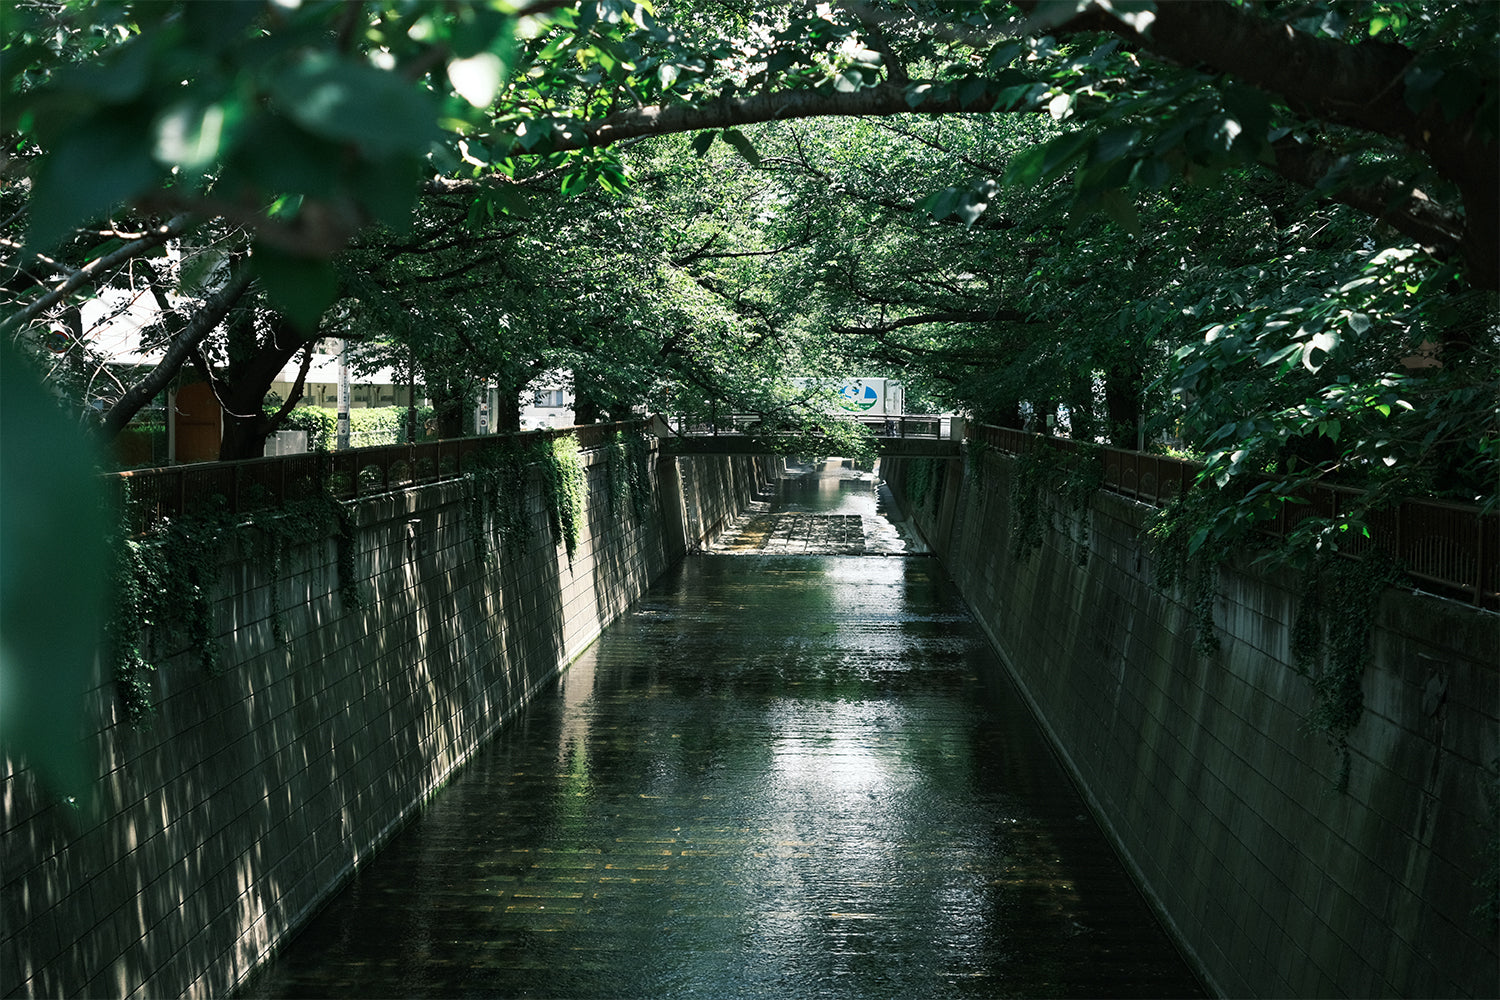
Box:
(3, 0, 1495, 500)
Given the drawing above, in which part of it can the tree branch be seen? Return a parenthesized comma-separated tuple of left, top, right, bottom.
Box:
(98, 266, 253, 438)
(1, 215, 194, 339)
(1045, 0, 1497, 285)
(833, 308, 1031, 336)
(1267, 137, 1466, 253)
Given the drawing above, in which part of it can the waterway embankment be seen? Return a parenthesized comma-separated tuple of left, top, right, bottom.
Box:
(3, 445, 777, 999)
(882, 449, 1499, 998)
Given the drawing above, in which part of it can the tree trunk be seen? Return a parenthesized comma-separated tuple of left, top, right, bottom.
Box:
(216, 313, 315, 460)
(432, 381, 467, 439)
(573, 372, 604, 425)
(1103, 364, 1142, 450)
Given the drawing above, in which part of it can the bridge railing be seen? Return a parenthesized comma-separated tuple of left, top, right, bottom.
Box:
(669, 413, 946, 438)
(110, 419, 648, 535)
(968, 423, 1498, 609)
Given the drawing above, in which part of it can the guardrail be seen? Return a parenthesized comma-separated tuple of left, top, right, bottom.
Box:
(111, 420, 648, 535)
(968, 423, 1498, 609)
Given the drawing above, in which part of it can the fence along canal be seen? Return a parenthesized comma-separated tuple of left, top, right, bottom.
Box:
(239, 461, 1203, 999)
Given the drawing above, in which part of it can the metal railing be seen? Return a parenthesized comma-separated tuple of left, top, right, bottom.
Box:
(110, 420, 647, 535)
(670, 413, 945, 438)
(968, 423, 1498, 609)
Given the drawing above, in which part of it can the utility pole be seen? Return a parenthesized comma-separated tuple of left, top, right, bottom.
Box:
(337, 339, 350, 450)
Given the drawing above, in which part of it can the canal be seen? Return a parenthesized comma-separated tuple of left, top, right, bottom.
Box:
(240, 463, 1204, 999)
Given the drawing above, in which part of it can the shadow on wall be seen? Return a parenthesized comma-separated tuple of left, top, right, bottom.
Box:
(2, 441, 695, 999)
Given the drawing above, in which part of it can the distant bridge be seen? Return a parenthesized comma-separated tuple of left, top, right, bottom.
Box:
(657, 413, 962, 458)
(660, 434, 960, 458)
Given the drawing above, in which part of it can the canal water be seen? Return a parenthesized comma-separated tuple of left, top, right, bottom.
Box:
(241, 463, 1204, 999)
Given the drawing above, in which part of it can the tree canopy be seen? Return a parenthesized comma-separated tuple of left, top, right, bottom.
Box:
(2, 0, 1495, 492)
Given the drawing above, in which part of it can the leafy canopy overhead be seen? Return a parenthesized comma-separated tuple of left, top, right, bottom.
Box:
(2, 0, 1495, 508)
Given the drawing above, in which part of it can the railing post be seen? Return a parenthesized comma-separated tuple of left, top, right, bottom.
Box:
(1477, 512, 1488, 607)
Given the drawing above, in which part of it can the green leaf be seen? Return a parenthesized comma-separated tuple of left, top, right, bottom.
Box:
(1021, 0, 1093, 33)
(348, 155, 420, 233)
(0, 344, 109, 801)
(1098, 189, 1140, 235)
(252, 242, 338, 333)
(1090, 126, 1142, 166)
(271, 53, 439, 158)
(691, 130, 718, 157)
(720, 128, 761, 167)
(1003, 144, 1048, 186)
(28, 110, 160, 250)
(920, 186, 961, 221)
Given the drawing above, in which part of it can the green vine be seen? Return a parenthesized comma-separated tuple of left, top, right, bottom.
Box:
(1004, 446, 1103, 564)
(1007, 448, 1051, 561)
(464, 440, 532, 562)
(1146, 482, 1239, 657)
(904, 456, 935, 510)
(964, 438, 989, 491)
(111, 483, 363, 725)
(603, 429, 652, 522)
(539, 434, 587, 559)
(1290, 549, 1403, 792)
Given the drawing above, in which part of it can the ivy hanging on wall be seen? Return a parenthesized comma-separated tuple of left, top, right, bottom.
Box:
(964, 438, 989, 492)
(1005, 445, 1103, 564)
(464, 440, 533, 563)
(603, 428, 652, 523)
(109, 504, 230, 727)
(110, 483, 362, 727)
(253, 492, 366, 644)
(1145, 482, 1245, 658)
(539, 434, 587, 560)
(903, 456, 936, 512)
(1290, 548, 1403, 792)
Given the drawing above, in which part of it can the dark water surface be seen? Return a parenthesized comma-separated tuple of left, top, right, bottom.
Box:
(241, 470, 1204, 999)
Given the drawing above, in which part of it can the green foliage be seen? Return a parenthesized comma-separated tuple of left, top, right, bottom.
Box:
(904, 457, 936, 511)
(464, 439, 533, 563)
(272, 405, 437, 451)
(274, 405, 337, 452)
(5, 0, 1496, 593)
(1008, 449, 1052, 562)
(1290, 550, 1404, 792)
(110, 505, 230, 726)
(0, 346, 110, 798)
(964, 438, 990, 491)
(111, 483, 362, 725)
(604, 429, 653, 522)
(1166, 247, 1498, 511)
(539, 434, 588, 560)
(1006, 445, 1104, 563)
(1146, 482, 1251, 656)
(252, 492, 366, 643)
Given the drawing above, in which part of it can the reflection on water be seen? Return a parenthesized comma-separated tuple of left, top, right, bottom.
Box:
(239, 467, 1202, 1000)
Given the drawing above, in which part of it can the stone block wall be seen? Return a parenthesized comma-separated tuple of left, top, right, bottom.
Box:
(884, 449, 1499, 998)
(2, 445, 776, 999)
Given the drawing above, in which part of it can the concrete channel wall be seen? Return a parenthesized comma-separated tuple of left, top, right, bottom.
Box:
(883, 449, 1499, 998)
(2, 446, 779, 999)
